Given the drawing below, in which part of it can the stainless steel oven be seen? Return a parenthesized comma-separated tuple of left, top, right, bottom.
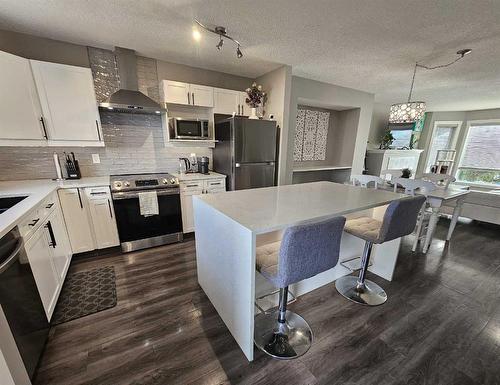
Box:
(110, 173, 183, 252)
(168, 117, 210, 140)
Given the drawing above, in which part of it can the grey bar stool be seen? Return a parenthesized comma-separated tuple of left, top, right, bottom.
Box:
(335, 195, 426, 306)
(254, 216, 346, 359)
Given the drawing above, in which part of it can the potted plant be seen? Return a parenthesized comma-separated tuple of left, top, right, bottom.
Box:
(379, 129, 395, 149)
(245, 83, 265, 119)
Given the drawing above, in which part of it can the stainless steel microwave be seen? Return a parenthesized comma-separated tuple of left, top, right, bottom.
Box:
(168, 117, 210, 140)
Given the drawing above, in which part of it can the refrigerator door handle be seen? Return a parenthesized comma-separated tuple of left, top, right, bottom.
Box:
(235, 162, 274, 167)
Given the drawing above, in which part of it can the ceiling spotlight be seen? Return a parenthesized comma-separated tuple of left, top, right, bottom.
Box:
(192, 27, 201, 42)
(216, 37, 224, 50)
(194, 19, 243, 58)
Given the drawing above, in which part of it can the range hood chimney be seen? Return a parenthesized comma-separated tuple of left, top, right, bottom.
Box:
(99, 47, 165, 114)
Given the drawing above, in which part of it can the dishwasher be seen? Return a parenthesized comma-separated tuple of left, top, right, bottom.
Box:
(0, 227, 50, 380)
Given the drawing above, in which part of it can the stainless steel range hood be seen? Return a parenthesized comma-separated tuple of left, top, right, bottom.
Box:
(99, 47, 166, 114)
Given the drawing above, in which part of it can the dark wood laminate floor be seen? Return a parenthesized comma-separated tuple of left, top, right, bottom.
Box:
(35, 219, 500, 385)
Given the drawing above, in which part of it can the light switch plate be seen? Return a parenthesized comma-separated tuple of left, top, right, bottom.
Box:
(92, 154, 100, 164)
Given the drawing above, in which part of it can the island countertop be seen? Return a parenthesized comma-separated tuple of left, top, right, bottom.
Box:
(195, 181, 406, 234)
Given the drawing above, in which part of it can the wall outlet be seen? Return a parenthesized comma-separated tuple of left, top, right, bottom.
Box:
(92, 154, 100, 164)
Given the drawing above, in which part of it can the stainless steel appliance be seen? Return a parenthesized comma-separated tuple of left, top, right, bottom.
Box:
(197, 156, 209, 174)
(110, 173, 183, 252)
(0, 228, 50, 380)
(169, 117, 210, 140)
(214, 117, 277, 190)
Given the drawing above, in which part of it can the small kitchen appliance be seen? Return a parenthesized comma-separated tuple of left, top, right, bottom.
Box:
(197, 156, 210, 174)
(169, 117, 211, 140)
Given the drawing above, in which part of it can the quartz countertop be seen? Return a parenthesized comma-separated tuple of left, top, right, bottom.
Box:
(195, 181, 406, 234)
(173, 172, 226, 181)
(0, 177, 110, 239)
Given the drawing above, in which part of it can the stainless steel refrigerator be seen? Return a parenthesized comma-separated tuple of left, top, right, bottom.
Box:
(214, 117, 278, 190)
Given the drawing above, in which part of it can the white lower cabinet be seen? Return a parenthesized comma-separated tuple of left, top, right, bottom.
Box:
(47, 208, 72, 281)
(85, 187, 120, 249)
(58, 186, 120, 253)
(180, 178, 226, 233)
(24, 223, 60, 320)
(58, 188, 95, 253)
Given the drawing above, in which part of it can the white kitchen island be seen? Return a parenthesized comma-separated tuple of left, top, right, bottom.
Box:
(193, 181, 406, 361)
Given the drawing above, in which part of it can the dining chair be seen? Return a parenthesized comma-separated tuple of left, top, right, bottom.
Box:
(392, 178, 436, 252)
(351, 174, 384, 189)
(422, 173, 456, 189)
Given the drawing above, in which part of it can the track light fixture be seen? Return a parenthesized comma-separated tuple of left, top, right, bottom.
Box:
(194, 19, 243, 58)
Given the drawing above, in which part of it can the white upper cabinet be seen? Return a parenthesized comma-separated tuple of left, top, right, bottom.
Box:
(0, 50, 45, 141)
(30, 60, 103, 143)
(161, 80, 191, 105)
(214, 88, 240, 114)
(160, 80, 214, 107)
(189, 84, 214, 107)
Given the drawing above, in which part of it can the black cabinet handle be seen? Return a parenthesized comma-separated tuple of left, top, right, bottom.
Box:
(28, 218, 40, 227)
(95, 120, 102, 141)
(45, 221, 57, 248)
(76, 189, 83, 209)
(45, 203, 54, 209)
(192, 92, 195, 105)
(107, 199, 113, 218)
(187, 92, 190, 105)
(40, 117, 48, 139)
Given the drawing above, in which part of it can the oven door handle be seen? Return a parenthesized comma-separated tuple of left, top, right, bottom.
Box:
(0, 238, 24, 274)
(111, 189, 179, 200)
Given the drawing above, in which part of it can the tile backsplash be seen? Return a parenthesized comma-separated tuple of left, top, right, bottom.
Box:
(0, 47, 211, 181)
(0, 111, 211, 181)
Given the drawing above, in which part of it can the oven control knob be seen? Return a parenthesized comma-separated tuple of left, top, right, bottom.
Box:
(124, 181, 130, 187)
(170, 178, 176, 184)
(162, 178, 168, 184)
(114, 181, 122, 189)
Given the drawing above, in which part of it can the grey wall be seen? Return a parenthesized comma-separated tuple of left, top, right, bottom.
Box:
(157, 61, 253, 91)
(256, 66, 292, 184)
(368, 103, 390, 149)
(287, 76, 374, 183)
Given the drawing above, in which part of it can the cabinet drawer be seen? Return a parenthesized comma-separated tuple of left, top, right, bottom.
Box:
(204, 179, 225, 190)
(85, 186, 111, 199)
(19, 192, 58, 239)
(180, 181, 204, 192)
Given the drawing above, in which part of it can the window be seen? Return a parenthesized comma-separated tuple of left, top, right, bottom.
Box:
(425, 123, 459, 172)
(456, 123, 500, 186)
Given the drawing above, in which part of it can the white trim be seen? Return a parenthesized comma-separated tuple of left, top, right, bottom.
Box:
(454, 120, 500, 185)
(423, 120, 462, 173)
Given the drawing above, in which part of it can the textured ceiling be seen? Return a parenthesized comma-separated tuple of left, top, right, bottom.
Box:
(1, 0, 500, 111)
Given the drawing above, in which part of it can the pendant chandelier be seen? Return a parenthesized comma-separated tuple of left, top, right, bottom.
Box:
(389, 49, 472, 124)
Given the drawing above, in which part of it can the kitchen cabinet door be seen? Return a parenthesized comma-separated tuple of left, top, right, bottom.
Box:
(0, 50, 45, 141)
(190, 84, 214, 107)
(213, 88, 240, 114)
(30, 60, 102, 142)
(180, 189, 203, 233)
(239, 92, 248, 116)
(58, 188, 95, 253)
(85, 188, 120, 249)
(46, 208, 72, 282)
(161, 80, 190, 105)
(25, 225, 60, 320)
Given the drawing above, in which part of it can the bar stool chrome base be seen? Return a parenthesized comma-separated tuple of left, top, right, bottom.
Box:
(335, 275, 387, 306)
(254, 310, 313, 359)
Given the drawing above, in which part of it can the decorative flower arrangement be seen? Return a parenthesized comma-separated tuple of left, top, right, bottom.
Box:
(245, 83, 266, 108)
(379, 129, 395, 149)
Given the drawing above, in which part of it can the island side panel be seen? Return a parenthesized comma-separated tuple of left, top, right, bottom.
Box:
(193, 197, 256, 361)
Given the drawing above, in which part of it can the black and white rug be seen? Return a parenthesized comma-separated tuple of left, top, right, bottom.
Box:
(51, 266, 117, 325)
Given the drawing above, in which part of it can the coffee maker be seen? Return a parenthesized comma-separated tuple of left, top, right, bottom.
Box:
(197, 156, 209, 174)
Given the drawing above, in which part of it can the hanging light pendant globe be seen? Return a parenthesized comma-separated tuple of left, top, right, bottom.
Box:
(389, 101, 426, 123)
